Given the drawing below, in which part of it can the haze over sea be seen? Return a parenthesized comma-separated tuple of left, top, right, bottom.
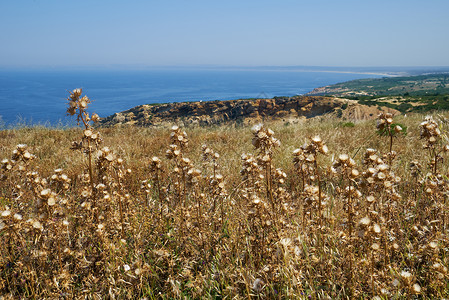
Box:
(0, 67, 386, 126)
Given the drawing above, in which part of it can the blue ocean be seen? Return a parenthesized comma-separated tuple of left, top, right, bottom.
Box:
(0, 68, 384, 126)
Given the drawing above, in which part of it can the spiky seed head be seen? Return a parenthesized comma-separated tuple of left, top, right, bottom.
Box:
(293, 148, 302, 155)
(84, 130, 92, 138)
(378, 164, 389, 171)
(252, 123, 263, 133)
(40, 189, 51, 198)
(91, 113, 100, 123)
(311, 135, 322, 144)
(73, 88, 82, 96)
(373, 223, 381, 234)
(429, 241, 438, 249)
(392, 279, 400, 287)
(367, 195, 375, 203)
(368, 167, 376, 174)
(366, 148, 376, 154)
(339, 154, 349, 162)
(48, 197, 56, 206)
(348, 158, 356, 167)
(33, 220, 43, 230)
(21, 151, 30, 159)
(1, 210, 11, 218)
(400, 270, 412, 279)
(257, 131, 267, 139)
(321, 144, 329, 154)
(17, 144, 27, 151)
(369, 154, 378, 161)
(351, 169, 359, 178)
(280, 237, 292, 247)
(359, 216, 371, 226)
(252, 198, 261, 205)
(262, 154, 270, 162)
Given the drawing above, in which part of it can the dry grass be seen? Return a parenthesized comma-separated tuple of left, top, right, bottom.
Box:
(1, 90, 449, 299)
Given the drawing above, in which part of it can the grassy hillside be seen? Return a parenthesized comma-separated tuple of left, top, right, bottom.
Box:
(307, 74, 449, 114)
(308, 73, 449, 96)
(1, 89, 449, 298)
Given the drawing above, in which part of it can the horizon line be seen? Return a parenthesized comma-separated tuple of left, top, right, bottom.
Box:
(2, 64, 449, 70)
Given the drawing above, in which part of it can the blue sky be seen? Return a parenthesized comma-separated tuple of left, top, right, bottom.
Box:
(1, 0, 448, 68)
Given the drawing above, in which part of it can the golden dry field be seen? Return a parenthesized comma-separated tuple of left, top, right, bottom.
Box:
(1, 90, 449, 299)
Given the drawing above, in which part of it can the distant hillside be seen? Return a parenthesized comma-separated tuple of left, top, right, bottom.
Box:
(306, 74, 449, 114)
(307, 73, 449, 97)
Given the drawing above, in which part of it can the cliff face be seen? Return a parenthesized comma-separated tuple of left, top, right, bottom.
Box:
(99, 96, 347, 127)
(98, 96, 397, 127)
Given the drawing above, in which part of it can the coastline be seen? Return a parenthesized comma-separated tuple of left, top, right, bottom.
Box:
(3, 67, 446, 126)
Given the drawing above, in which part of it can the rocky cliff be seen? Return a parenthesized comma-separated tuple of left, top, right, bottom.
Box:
(98, 96, 398, 127)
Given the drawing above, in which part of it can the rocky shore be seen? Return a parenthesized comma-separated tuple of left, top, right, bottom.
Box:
(99, 96, 398, 127)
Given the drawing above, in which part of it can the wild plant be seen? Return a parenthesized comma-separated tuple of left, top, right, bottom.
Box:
(202, 144, 227, 230)
(419, 116, 449, 174)
(165, 125, 190, 207)
(376, 112, 405, 165)
(414, 116, 449, 236)
(0, 144, 36, 204)
(146, 155, 164, 217)
(240, 153, 264, 198)
(331, 153, 360, 292)
(234, 124, 295, 296)
(293, 136, 328, 230)
(67, 88, 103, 219)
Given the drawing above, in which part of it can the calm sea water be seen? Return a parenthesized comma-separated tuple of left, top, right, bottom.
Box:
(0, 68, 383, 126)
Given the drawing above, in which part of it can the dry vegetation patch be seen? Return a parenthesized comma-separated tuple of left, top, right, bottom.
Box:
(1, 90, 449, 298)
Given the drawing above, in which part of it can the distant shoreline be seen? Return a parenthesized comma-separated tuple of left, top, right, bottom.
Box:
(1, 65, 441, 77)
(276, 69, 400, 77)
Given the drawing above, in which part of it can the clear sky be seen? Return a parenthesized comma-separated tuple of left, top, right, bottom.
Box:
(1, 0, 449, 68)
